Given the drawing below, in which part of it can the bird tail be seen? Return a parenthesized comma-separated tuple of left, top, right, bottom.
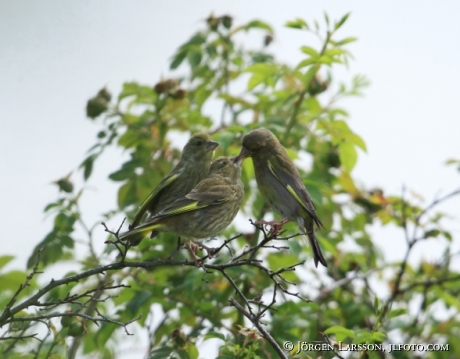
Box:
(119, 223, 161, 246)
(297, 218, 327, 268)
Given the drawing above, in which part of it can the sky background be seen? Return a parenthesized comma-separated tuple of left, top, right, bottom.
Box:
(1, 1, 460, 357)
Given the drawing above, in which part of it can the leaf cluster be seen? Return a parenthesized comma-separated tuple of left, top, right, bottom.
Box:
(1, 13, 459, 359)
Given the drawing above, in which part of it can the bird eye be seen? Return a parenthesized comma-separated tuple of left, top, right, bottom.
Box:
(223, 161, 228, 165)
(196, 141, 203, 146)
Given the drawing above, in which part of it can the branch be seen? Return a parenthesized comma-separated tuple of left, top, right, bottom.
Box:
(4, 312, 141, 335)
(382, 187, 460, 318)
(229, 298, 288, 359)
(1, 220, 312, 358)
(2, 248, 44, 320)
(0, 333, 40, 342)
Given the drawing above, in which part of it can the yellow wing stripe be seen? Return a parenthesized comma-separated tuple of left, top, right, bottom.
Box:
(162, 201, 207, 216)
(132, 173, 179, 226)
(267, 159, 309, 213)
(119, 223, 161, 241)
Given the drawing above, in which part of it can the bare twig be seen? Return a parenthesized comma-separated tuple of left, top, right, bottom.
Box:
(102, 219, 130, 261)
(2, 248, 44, 321)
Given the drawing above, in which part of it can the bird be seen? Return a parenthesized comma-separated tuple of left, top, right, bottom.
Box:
(120, 156, 244, 263)
(127, 132, 219, 246)
(234, 128, 327, 267)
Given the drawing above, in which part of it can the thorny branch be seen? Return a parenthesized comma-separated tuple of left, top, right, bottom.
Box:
(1, 220, 307, 358)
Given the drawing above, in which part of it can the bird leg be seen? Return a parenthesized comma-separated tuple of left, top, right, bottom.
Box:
(255, 218, 290, 236)
(186, 241, 204, 267)
(168, 236, 184, 259)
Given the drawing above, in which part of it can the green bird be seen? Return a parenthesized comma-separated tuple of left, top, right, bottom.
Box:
(128, 132, 219, 245)
(120, 156, 244, 262)
(235, 128, 327, 268)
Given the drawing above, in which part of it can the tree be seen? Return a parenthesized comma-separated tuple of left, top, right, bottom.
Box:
(1, 13, 459, 359)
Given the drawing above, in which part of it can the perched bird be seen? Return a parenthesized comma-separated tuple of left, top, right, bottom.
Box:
(128, 133, 219, 245)
(120, 156, 244, 262)
(235, 128, 327, 267)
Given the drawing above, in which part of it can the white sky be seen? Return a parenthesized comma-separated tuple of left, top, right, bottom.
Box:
(1, 1, 460, 357)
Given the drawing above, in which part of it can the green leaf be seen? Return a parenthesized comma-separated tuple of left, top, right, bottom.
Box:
(118, 181, 137, 208)
(442, 230, 453, 241)
(371, 331, 387, 342)
(0, 255, 15, 270)
(170, 51, 187, 70)
(344, 133, 367, 152)
(187, 33, 206, 46)
(149, 347, 174, 359)
(247, 73, 265, 91)
(44, 201, 63, 212)
(295, 58, 316, 70)
(335, 37, 358, 46)
(54, 213, 76, 232)
(204, 331, 226, 341)
(80, 154, 97, 181)
(339, 142, 358, 172)
(285, 18, 309, 30)
(0, 270, 28, 291)
(300, 46, 319, 57)
(305, 97, 321, 114)
(244, 20, 273, 33)
(245, 64, 279, 90)
(219, 94, 254, 109)
(424, 229, 440, 238)
(324, 12, 330, 26)
(245, 63, 278, 75)
(118, 129, 141, 148)
(187, 49, 202, 67)
(437, 289, 460, 311)
(324, 325, 355, 341)
(185, 344, 199, 359)
(387, 308, 407, 319)
(354, 330, 373, 343)
(109, 168, 133, 182)
(373, 296, 380, 314)
(303, 64, 320, 87)
(127, 290, 151, 315)
(334, 13, 350, 30)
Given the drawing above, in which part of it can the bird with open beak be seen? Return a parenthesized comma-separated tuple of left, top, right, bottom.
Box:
(234, 128, 327, 268)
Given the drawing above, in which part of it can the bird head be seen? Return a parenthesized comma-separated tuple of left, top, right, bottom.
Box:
(182, 132, 219, 162)
(234, 128, 279, 162)
(211, 156, 242, 182)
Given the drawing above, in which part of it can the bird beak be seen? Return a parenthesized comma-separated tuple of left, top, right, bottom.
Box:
(231, 156, 244, 167)
(233, 146, 252, 163)
(206, 141, 219, 152)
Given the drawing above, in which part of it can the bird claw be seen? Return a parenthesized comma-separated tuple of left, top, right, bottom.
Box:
(185, 242, 203, 267)
(255, 218, 289, 236)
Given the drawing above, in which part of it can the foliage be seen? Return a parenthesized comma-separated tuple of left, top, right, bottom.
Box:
(1, 13, 459, 359)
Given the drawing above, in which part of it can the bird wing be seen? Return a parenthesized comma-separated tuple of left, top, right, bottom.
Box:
(130, 171, 180, 229)
(148, 178, 233, 221)
(267, 155, 323, 228)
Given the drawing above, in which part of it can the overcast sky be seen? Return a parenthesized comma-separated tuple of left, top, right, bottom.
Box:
(1, 1, 460, 356)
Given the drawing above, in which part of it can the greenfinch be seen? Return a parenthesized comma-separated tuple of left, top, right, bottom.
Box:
(120, 156, 244, 258)
(128, 133, 219, 245)
(235, 128, 327, 268)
